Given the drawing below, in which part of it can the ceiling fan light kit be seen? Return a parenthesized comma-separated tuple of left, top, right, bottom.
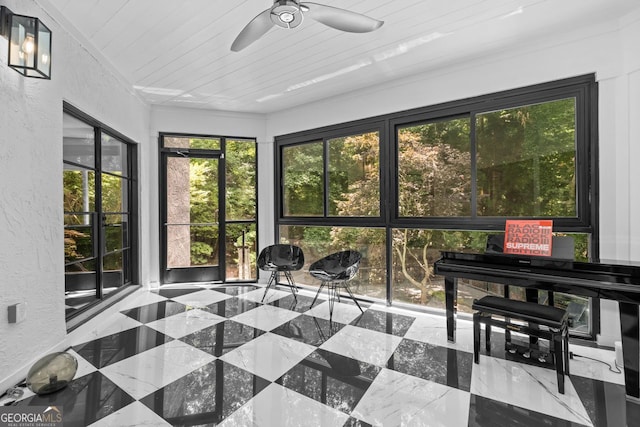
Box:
(231, 0, 383, 52)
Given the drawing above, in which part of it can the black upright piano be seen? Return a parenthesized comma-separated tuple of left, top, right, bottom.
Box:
(434, 250, 640, 399)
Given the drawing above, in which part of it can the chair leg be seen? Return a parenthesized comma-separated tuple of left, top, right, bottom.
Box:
(310, 282, 326, 309)
(473, 312, 480, 364)
(261, 272, 277, 302)
(328, 283, 336, 322)
(284, 271, 298, 301)
(342, 283, 364, 313)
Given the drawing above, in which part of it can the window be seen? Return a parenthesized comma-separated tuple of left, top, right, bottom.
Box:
(63, 104, 138, 319)
(159, 134, 257, 283)
(276, 75, 598, 338)
(398, 117, 471, 217)
(281, 129, 381, 219)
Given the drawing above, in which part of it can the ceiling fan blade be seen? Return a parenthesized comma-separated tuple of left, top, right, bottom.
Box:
(231, 8, 275, 52)
(300, 2, 383, 33)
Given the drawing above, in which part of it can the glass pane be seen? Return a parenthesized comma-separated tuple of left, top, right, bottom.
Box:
(226, 223, 257, 281)
(8, 15, 36, 68)
(102, 133, 128, 177)
(226, 139, 256, 221)
(104, 214, 129, 253)
(476, 98, 577, 217)
(328, 131, 380, 217)
(166, 157, 219, 224)
(103, 251, 124, 289)
(282, 142, 324, 216)
(63, 170, 95, 213)
(397, 118, 471, 217)
(279, 225, 387, 300)
(163, 136, 221, 150)
(167, 225, 219, 268)
(65, 259, 97, 315)
(65, 223, 94, 263)
(63, 113, 95, 168)
(101, 174, 127, 213)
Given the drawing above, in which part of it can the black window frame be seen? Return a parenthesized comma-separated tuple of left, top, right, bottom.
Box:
(158, 132, 259, 284)
(275, 74, 599, 338)
(63, 101, 139, 322)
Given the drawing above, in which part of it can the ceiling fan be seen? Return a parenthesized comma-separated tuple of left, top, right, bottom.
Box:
(231, 0, 384, 52)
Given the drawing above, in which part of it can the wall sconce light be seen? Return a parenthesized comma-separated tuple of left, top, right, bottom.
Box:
(0, 6, 52, 79)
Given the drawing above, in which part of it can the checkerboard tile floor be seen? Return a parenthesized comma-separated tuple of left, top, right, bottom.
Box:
(13, 284, 640, 426)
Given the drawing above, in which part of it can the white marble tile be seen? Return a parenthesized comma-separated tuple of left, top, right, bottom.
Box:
(305, 300, 364, 324)
(145, 309, 225, 338)
(88, 401, 170, 427)
(404, 313, 474, 353)
(116, 291, 168, 311)
(470, 355, 593, 426)
(100, 340, 215, 400)
(238, 287, 290, 304)
(231, 304, 301, 331)
(352, 368, 470, 427)
(218, 383, 349, 427)
(568, 343, 625, 385)
(69, 312, 143, 345)
(170, 289, 232, 307)
(67, 348, 98, 379)
(220, 333, 315, 381)
(319, 325, 402, 366)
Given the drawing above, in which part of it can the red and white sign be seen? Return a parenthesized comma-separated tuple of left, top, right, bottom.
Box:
(504, 220, 553, 256)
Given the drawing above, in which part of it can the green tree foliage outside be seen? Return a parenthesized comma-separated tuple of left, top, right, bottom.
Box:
(280, 97, 589, 317)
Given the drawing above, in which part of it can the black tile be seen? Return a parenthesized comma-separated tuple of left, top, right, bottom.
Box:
(153, 287, 201, 298)
(571, 374, 640, 427)
(350, 309, 416, 337)
(179, 320, 265, 357)
(211, 285, 260, 296)
(73, 325, 172, 368)
(202, 296, 261, 318)
(387, 338, 473, 392)
(15, 371, 134, 427)
(268, 293, 325, 313)
(140, 359, 269, 426)
(120, 300, 189, 323)
(271, 314, 345, 346)
(468, 394, 590, 427)
(277, 349, 381, 414)
(343, 417, 373, 427)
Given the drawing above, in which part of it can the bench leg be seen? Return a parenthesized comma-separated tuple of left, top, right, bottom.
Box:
(553, 332, 565, 394)
(485, 318, 491, 353)
(473, 312, 480, 364)
(563, 327, 570, 377)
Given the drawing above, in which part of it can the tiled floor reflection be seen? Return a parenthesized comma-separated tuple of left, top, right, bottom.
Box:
(12, 284, 639, 426)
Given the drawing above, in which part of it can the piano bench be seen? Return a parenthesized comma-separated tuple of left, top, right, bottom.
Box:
(472, 295, 570, 394)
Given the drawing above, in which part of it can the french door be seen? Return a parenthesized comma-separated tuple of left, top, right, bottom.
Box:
(161, 151, 224, 283)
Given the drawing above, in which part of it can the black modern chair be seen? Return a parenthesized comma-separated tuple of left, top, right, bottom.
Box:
(309, 250, 363, 320)
(257, 244, 304, 302)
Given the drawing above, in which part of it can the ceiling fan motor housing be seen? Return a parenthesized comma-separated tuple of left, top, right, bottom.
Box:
(271, 0, 304, 29)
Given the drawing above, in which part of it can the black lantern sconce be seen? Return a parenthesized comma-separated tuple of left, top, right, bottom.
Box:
(0, 5, 52, 79)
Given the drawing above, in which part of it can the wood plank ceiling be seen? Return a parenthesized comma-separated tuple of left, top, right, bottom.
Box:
(44, 0, 637, 114)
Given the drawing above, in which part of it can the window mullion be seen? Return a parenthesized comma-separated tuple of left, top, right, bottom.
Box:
(470, 112, 478, 219)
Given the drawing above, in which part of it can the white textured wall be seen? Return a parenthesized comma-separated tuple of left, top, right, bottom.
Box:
(0, 0, 149, 389)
